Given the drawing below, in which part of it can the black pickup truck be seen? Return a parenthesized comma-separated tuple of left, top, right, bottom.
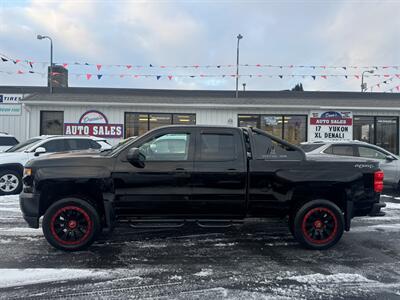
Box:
(20, 125, 385, 251)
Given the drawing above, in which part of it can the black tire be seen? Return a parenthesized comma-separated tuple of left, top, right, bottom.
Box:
(42, 197, 101, 251)
(293, 199, 344, 250)
(288, 214, 295, 237)
(0, 169, 22, 195)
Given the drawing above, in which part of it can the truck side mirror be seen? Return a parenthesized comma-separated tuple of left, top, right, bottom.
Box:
(34, 147, 47, 157)
(126, 147, 145, 168)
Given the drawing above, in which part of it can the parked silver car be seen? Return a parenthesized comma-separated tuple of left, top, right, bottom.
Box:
(301, 140, 400, 189)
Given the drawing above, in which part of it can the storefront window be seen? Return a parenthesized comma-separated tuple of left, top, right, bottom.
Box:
(40, 111, 64, 135)
(238, 114, 307, 145)
(353, 116, 374, 144)
(376, 117, 398, 154)
(149, 114, 172, 130)
(353, 116, 399, 154)
(125, 113, 196, 137)
(173, 114, 196, 125)
(261, 116, 283, 139)
(284, 115, 307, 145)
(238, 115, 259, 128)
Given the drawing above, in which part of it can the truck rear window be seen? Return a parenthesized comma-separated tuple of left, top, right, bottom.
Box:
(252, 132, 303, 160)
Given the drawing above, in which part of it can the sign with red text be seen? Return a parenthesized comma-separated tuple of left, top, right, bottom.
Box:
(64, 110, 123, 138)
(308, 110, 353, 142)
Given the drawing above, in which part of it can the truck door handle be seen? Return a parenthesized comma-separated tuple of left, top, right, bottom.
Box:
(174, 168, 190, 178)
(175, 168, 186, 172)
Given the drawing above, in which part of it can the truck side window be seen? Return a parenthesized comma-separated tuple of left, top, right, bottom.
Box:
(252, 132, 302, 160)
(139, 133, 190, 161)
(199, 133, 236, 161)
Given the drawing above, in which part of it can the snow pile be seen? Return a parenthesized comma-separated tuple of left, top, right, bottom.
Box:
(194, 269, 213, 277)
(0, 268, 109, 288)
(288, 273, 374, 284)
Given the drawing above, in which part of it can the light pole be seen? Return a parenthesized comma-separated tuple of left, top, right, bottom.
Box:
(361, 70, 374, 92)
(235, 34, 243, 98)
(242, 83, 246, 92)
(37, 34, 53, 93)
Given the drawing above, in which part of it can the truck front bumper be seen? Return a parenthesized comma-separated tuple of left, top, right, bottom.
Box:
(369, 201, 386, 217)
(19, 192, 40, 228)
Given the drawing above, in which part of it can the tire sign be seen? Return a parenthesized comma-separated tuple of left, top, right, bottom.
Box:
(308, 110, 353, 142)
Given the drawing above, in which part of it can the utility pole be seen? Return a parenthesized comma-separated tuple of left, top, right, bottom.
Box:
(37, 34, 54, 93)
(235, 34, 243, 98)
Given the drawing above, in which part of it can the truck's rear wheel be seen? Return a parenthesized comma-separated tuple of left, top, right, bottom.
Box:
(293, 199, 344, 250)
(42, 198, 100, 251)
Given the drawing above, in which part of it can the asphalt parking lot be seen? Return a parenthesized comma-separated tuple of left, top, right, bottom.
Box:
(1, 193, 400, 299)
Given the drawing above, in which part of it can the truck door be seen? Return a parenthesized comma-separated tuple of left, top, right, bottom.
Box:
(112, 128, 195, 217)
(191, 128, 247, 218)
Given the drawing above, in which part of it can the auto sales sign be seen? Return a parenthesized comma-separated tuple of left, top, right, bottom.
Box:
(308, 110, 353, 142)
(64, 110, 123, 138)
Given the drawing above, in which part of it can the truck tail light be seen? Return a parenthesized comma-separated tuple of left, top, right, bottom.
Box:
(374, 170, 384, 193)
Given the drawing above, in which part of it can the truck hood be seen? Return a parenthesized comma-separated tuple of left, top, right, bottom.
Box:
(26, 150, 109, 168)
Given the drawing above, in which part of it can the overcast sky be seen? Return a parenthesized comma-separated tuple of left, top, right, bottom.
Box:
(0, 0, 399, 92)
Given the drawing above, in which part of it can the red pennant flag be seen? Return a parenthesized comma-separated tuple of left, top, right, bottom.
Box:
(62, 63, 68, 68)
(355, 75, 360, 79)
(377, 83, 380, 88)
(200, 74, 205, 78)
(168, 75, 173, 80)
(120, 74, 125, 78)
(396, 74, 400, 78)
(321, 75, 327, 79)
(320, 66, 326, 69)
(134, 75, 139, 78)
(17, 70, 24, 74)
(160, 65, 166, 68)
(126, 65, 132, 69)
(256, 64, 261, 67)
(86, 74, 92, 80)
(96, 64, 102, 71)
(193, 65, 200, 68)
(14, 59, 21, 64)
(383, 66, 389, 69)
(396, 85, 400, 91)
(384, 74, 390, 77)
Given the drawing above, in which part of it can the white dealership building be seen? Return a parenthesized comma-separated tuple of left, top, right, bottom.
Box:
(1, 86, 400, 153)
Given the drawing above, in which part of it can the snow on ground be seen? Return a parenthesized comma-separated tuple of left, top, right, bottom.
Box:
(287, 273, 373, 284)
(0, 269, 109, 288)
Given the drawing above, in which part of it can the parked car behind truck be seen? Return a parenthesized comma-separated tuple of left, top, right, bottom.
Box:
(20, 126, 385, 251)
(301, 140, 400, 189)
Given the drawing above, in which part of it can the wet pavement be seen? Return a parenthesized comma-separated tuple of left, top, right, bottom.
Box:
(1, 193, 400, 299)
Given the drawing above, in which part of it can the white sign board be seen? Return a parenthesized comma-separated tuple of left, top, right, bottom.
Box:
(0, 94, 23, 103)
(0, 104, 22, 116)
(308, 110, 353, 142)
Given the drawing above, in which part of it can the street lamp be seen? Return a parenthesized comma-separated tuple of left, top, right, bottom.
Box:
(37, 34, 53, 93)
(235, 34, 243, 98)
(361, 70, 374, 92)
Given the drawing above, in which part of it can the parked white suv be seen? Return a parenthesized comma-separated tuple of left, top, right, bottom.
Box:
(0, 132, 19, 152)
(0, 135, 111, 195)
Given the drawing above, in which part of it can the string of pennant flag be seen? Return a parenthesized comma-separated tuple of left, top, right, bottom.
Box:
(1, 54, 399, 71)
(2, 69, 400, 81)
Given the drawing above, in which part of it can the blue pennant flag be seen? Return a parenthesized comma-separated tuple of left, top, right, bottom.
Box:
(156, 75, 161, 80)
(97, 74, 103, 80)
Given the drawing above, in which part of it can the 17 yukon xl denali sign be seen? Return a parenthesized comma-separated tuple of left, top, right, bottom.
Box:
(309, 110, 353, 142)
(64, 110, 123, 138)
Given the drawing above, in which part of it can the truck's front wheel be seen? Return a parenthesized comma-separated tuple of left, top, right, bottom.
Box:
(42, 198, 100, 251)
(293, 199, 344, 250)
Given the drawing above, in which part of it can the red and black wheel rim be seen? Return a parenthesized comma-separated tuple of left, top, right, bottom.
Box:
(301, 207, 338, 245)
(50, 206, 93, 245)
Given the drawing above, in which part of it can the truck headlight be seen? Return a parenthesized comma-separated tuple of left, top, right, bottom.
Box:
(23, 168, 32, 177)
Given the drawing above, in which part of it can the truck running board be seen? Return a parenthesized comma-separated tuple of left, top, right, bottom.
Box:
(124, 219, 243, 229)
